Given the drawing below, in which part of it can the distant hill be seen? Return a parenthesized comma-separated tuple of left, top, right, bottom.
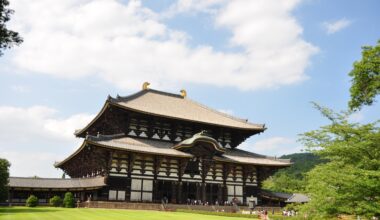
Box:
(262, 152, 326, 193)
(279, 153, 326, 178)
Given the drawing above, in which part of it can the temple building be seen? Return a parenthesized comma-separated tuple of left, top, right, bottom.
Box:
(8, 83, 291, 205)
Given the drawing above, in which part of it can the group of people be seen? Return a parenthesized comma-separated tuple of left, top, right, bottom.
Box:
(185, 198, 240, 206)
(282, 209, 297, 217)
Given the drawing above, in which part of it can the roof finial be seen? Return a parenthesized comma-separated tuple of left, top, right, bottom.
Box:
(180, 89, 187, 98)
(142, 82, 150, 90)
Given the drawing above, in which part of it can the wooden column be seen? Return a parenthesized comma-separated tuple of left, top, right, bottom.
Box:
(177, 181, 183, 204)
(171, 181, 177, 204)
(217, 184, 223, 203)
(196, 182, 200, 201)
(201, 183, 206, 202)
(8, 188, 12, 206)
(153, 180, 159, 203)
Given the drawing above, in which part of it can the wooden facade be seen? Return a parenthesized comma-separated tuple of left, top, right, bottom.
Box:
(9, 86, 291, 206)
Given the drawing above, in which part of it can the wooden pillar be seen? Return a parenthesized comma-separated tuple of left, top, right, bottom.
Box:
(171, 181, 177, 204)
(8, 188, 12, 206)
(153, 180, 159, 203)
(177, 182, 183, 204)
(223, 185, 228, 202)
(196, 182, 200, 200)
(201, 183, 206, 202)
(217, 184, 223, 203)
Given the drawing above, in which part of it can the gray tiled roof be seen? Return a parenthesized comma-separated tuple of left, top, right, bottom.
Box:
(286, 193, 310, 203)
(57, 134, 291, 167)
(9, 176, 106, 189)
(111, 89, 265, 130)
(260, 189, 293, 200)
(223, 148, 291, 166)
(92, 135, 193, 157)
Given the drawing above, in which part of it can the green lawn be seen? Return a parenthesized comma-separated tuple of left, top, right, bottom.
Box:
(0, 207, 258, 220)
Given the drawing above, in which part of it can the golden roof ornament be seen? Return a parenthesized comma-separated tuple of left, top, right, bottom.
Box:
(142, 82, 150, 90)
(180, 89, 187, 98)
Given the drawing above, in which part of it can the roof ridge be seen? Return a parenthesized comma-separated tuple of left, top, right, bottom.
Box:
(114, 89, 183, 102)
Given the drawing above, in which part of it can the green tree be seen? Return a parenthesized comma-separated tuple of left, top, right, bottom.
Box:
(26, 195, 38, 207)
(349, 39, 380, 110)
(0, 158, 10, 202)
(63, 192, 75, 208)
(0, 0, 23, 56)
(49, 195, 63, 207)
(299, 104, 380, 219)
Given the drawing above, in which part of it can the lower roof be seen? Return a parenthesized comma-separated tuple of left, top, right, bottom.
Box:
(56, 134, 291, 167)
(9, 176, 106, 189)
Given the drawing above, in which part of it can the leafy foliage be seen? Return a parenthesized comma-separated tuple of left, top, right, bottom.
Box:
(0, 158, 10, 202)
(349, 39, 380, 110)
(63, 192, 75, 208)
(299, 104, 380, 219)
(0, 0, 23, 56)
(262, 153, 324, 193)
(49, 195, 62, 207)
(26, 195, 38, 207)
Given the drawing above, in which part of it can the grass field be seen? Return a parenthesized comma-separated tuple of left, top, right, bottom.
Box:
(0, 207, 259, 220)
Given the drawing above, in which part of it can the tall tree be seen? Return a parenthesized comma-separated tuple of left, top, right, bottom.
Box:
(349, 40, 380, 110)
(0, 0, 23, 56)
(299, 104, 380, 219)
(0, 158, 10, 202)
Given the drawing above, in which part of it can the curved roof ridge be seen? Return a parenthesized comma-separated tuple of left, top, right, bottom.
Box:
(114, 89, 183, 102)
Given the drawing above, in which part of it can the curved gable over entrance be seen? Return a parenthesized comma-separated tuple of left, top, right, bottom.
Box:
(173, 131, 225, 157)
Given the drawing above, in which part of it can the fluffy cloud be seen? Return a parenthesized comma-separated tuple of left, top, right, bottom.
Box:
(0, 106, 93, 177)
(323, 18, 351, 35)
(241, 136, 303, 156)
(8, 0, 317, 91)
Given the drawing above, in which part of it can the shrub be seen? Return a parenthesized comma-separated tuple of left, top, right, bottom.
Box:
(26, 195, 38, 207)
(49, 195, 62, 207)
(63, 192, 75, 208)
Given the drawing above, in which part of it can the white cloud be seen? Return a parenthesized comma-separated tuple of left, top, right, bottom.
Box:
(7, 0, 317, 91)
(0, 105, 93, 177)
(240, 136, 303, 156)
(10, 85, 29, 93)
(323, 18, 351, 34)
(163, 0, 225, 17)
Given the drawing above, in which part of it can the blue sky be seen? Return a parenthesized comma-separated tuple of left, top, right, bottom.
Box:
(0, 0, 379, 177)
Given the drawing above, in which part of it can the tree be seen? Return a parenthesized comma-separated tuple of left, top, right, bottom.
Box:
(49, 195, 63, 207)
(0, 0, 23, 56)
(349, 39, 380, 110)
(0, 158, 10, 202)
(63, 192, 75, 208)
(299, 104, 380, 219)
(26, 195, 38, 207)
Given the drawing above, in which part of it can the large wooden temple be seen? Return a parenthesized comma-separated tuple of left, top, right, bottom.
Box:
(8, 83, 290, 205)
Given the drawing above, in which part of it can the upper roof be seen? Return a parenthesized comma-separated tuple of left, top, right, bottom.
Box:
(9, 176, 106, 189)
(56, 134, 291, 167)
(75, 88, 265, 136)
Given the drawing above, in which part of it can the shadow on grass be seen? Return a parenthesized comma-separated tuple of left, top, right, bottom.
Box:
(0, 207, 61, 215)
